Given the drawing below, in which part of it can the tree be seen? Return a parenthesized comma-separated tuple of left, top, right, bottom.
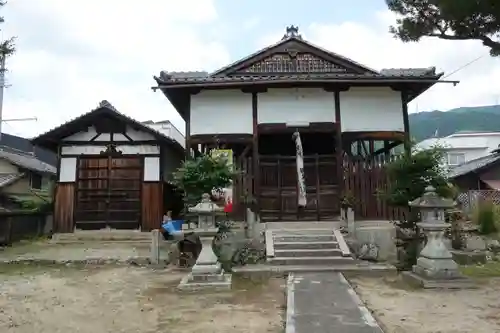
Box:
(0, 1, 15, 59)
(386, 0, 500, 56)
(171, 154, 236, 209)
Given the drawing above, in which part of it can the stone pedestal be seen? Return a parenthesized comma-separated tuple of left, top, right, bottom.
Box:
(177, 228, 232, 291)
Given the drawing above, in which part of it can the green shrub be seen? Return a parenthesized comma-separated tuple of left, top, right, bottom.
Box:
(474, 200, 499, 235)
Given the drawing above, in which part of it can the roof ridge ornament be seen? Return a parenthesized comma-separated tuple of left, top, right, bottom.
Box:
(282, 25, 302, 40)
(98, 100, 118, 112)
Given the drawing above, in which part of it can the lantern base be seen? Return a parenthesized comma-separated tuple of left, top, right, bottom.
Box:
(402, 270, 475, 289)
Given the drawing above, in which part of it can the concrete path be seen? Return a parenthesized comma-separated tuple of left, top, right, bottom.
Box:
(287, 272, 384, 333)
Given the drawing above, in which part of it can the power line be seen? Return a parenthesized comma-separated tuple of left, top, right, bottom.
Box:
(443, 53, 488, 79)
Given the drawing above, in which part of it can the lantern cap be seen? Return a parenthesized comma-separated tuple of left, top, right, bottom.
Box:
(409, 186, 456, 209)
(188, 193, 223, 213)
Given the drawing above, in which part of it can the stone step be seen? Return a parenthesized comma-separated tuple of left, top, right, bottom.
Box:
(270, 228, 335, 235)
(274, 234, 336, 242)
(273, 240, 339, 250)
(268, 256, 355, 266)
(274, 248, 343, 258)
(52, 232, 152, 242)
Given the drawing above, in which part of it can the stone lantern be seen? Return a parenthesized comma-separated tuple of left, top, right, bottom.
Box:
(403, 186, 473, 288)
(176, 193, 232, 291)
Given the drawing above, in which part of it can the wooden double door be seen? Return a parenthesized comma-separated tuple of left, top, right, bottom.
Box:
(259, 154, 340, 222)
(75, 156, 142, 230)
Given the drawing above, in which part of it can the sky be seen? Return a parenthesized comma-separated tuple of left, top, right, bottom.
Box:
(1, 0, 499, 138)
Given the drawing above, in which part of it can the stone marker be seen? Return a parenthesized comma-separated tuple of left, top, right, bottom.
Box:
(176, 193, 232, 291)
(402, 186, 475, 289)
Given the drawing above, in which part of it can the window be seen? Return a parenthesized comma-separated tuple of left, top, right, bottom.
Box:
(30, 172, 42, 190)
(447, 153, 466, 166)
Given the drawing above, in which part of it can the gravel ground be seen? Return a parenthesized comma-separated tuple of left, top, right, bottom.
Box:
(0, 265, 285, 333)
(351, 276, 500, 333)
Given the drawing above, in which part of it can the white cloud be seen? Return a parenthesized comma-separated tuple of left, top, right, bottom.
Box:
(305, 11, 496, 113)
(1, 0, 230, 138)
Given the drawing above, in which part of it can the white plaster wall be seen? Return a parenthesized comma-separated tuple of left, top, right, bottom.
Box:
(258, 88, 335, 125)
(59, 157, 77, 182)
(340, 87, 404, 132)
(143, 157, 160, 181)
(62, 127, 98, 141)
(61, 125, 156, 142)
(61, 145, 160, 155)
(190, 90, 253, 135)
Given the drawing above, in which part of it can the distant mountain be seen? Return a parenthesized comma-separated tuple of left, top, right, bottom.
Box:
(409, 105, 500, 142)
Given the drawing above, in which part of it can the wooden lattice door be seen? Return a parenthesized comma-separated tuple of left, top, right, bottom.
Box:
(75, 156, 142, 230)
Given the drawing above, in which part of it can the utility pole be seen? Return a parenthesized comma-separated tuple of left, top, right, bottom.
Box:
(0, 56, 37, 139)
(0, 55, 6, 140)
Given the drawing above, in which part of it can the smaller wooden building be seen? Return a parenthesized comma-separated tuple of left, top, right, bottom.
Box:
(31, 100, 185, 233)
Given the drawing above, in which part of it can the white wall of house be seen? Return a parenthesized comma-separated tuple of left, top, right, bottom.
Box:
(188, 87, 405, 134)
(257, 88, 335, 125)
(415, 131, 500, 167)
(190, 90, 253, 135)
(340, 87, 404, 132)
(144, 121, 185, 148)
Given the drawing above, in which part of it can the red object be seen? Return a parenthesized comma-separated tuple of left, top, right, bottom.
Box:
(224, 201, 233, 213)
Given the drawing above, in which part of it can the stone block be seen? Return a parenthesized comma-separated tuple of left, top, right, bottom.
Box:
(354, 221, 396, 262)
(450, 250, 487, 265)
(465, 235, 487, 251)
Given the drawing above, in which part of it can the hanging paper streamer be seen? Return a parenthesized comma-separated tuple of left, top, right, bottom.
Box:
(292, 131, 307, 207)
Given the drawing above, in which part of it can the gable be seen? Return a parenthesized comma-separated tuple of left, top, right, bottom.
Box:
(61, 125, 156, 142)
(211, 30, 377, 76)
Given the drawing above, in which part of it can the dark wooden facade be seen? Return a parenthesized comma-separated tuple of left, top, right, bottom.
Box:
(153, 26, 450, 222)
(32, 101, 184, 232)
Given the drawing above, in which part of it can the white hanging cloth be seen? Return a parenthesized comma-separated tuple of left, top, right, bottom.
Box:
(293, 131, 307, 207)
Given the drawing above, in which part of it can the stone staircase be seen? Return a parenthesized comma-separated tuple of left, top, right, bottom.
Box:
(266, 227, 356, 267)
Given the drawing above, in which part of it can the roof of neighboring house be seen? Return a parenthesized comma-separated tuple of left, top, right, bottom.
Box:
(0, 132, 57, 166)
(0, 149, 56, 174)
(448, 153, 500, 179)
(416, 131, 500, 152)
(0, 173, 24, 188)
(31, 100, 185, 153)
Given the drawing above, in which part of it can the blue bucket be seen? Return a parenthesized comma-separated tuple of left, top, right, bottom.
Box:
(170, 220, 184, 231)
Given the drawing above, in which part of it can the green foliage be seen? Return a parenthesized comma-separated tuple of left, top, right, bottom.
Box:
(171, 154, 236, 208)
(386, 0, 500, 56)
(473, 200, 499, 235)
(0, 1, 15, 58)
(383, 147, 453, 207)
(383, 146, 454, 270)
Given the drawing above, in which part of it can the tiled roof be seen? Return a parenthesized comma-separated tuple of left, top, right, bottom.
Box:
(0, 149, 56, 174)
(156, 70, 440, 85)
(448, 153, 500, 178)
(32, 100, 184, 153)
(0, 173, 24, 188)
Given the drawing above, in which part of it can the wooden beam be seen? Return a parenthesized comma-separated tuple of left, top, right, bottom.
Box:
(252, 92, 260, 216)
(401, 90, 411, 155)
(334, 91, 343, 200)
(185, 96, 191, 159)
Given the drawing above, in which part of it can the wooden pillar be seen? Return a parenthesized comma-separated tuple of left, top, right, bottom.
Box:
(252, 92, 260, 216)
(401, 90, 411, 155)
(185, 96, 192, 159)
(334, 91, 343, 204)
